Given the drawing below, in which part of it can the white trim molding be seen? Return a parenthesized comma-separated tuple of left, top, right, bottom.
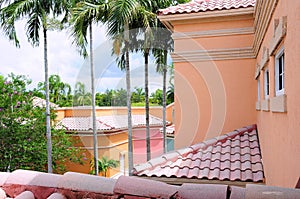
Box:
(171, 47, 254, 62)
(172, 27, 254, 40)
(275, 46, 285, 96)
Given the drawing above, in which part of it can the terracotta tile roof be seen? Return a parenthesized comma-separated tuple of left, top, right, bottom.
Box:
(32, 97, 58, 108)
(158, 0, 256, 16)
(133, 124, 264, 182)
(58, 115, 167, 131)
(1, 170, 300, 199)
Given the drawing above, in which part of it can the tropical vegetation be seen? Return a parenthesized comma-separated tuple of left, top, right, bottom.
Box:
(0, 74, 81, 173)
(0, 0, 186, 174)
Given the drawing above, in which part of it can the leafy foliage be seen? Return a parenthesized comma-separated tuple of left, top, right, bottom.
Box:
(0, 74, 81, 173)
(90, 156, 119, 177)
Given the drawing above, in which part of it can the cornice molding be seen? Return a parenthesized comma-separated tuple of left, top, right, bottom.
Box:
(253, 0, 279, 56)
(171, 47, 254, 62)
(172, 27, 254, 40)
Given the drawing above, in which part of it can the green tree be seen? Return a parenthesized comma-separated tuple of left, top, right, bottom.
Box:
(0, 0, 68, 173)
(150, 89, 163, 105)
(90, 156, 119, 177)
(0, 74, 80, 173)
(37, 74, 73, 107)
(74, 82, 92, 106)
(131, 87, 145, 103)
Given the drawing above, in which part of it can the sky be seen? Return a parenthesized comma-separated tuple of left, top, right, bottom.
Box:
(0, 21, 168, 93)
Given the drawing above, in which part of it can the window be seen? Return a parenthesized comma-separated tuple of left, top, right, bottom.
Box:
(275, 47, 284, 96)
(264, 69, 269, 99)
(257, 79, 261, 101)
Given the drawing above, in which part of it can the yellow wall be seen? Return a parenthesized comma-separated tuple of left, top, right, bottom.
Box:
(255, 0, 300, 188)
(66, 132, 128, 177)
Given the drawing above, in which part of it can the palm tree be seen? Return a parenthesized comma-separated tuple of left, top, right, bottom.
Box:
(90, 156, 119, 177)
(106, 0, 141, 175)
(0, 0, 66, 173)
(74, 82, 92, 106)
(70, 1, 109, 175)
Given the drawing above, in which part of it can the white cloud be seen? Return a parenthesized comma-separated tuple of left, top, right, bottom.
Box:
(0, 21, 172, 94)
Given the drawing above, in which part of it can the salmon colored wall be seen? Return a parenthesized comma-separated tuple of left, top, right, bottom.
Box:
(173, 18, 254, 32)
(166, 103, 174, 123)
(256, 0, 300, 188)
(55, 106, 164, 121)
(173, 17, 256, 149)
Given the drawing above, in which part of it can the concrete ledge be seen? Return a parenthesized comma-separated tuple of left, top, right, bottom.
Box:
(261, 99, 269, 111)
(256, 101, 261, 110)
(270, 94, 287, 113)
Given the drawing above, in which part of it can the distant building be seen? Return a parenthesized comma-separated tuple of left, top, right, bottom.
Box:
(55, 106, 173, 177)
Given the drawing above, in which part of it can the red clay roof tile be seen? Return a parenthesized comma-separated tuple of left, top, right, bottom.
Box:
(158, 0, 256, 15)
(176, 183, 228, 199)
(230, 186, 246, 199)
(58, 115, 167, 132)
(58, 172, 116, 194)
(1, 170, 300, 198)
(113, 176, 178, 198)
(133, 124, 264, 182)
(245, 184, 300, 199)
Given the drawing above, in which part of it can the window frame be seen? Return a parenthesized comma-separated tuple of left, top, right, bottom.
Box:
(264, 69, 270, 99)
(275, 47, 285, 96)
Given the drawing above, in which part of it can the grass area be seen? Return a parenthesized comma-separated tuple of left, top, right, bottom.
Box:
(131, 102, 160, 107)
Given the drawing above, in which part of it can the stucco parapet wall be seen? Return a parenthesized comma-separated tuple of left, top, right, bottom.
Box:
(270, 94, 287, 113)
(171, 47, 254, 62)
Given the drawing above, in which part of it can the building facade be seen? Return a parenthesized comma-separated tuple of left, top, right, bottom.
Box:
(158, 0, 300, 188)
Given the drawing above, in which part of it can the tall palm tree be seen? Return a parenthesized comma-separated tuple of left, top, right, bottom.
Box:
(0, 0, 66, 173)
(70, 0, 108, 175)
(106, 0, 142, 175)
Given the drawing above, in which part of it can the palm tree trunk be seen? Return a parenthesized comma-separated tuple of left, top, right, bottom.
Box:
(145, 49, 151, 161)
(163, 50, 167, 153)
(125, 43, 133, 175)
(44, 27, 52, 173)
(90, 24, 99, 175)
